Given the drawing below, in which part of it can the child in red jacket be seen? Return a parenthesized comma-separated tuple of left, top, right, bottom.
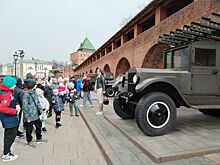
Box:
(0, 76, 20, 162)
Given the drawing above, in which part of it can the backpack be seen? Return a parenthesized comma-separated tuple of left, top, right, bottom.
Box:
(89, 81, 94, 91)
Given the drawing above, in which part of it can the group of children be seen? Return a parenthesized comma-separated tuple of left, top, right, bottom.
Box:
(36, 80, 80, 130)
(0, 75, 80, 162)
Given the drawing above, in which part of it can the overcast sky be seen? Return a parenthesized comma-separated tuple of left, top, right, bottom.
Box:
(0, 0, 151, 64)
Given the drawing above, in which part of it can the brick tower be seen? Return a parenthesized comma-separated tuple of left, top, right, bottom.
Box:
(70, 37, 95, 67)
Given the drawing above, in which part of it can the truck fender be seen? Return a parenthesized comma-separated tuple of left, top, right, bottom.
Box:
(135, 78, 191, 107)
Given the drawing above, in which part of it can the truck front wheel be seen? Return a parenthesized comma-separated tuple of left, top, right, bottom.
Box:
(135, 92, 176, 136)
(113, 97, 135, 119)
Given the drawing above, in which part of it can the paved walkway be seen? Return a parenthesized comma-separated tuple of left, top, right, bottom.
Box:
(1, 93, 220, 165)
(0, 104, 108, 165)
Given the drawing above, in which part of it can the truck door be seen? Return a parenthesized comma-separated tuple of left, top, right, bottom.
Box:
(191, 46, 220, 95)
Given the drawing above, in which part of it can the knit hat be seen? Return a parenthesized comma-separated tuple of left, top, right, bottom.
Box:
(69, 82, 75, 88)
(3, 76, 17, 88)
(59, 82, 64, 87)
(53, 89, 59, 93)
(24, 79, 36, 89)
(26, 72, 34, 79)
(58, 77, 63, 83)
(36, 88, 44, 95)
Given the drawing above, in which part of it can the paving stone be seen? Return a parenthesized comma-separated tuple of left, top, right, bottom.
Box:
(0, 101, 108, 165)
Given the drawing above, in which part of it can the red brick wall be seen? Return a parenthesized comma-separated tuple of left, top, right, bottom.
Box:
(64, 65, 74, 77)
(75, 0, 220, 77)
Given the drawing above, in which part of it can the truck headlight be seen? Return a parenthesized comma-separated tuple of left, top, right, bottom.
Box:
(133, 75, 140, 84)
(120, 75, 125, 82)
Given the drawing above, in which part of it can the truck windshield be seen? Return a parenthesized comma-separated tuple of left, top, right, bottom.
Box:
(165, 46, 189, 70)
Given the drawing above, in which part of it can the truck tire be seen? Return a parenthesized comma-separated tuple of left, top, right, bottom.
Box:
(106, 87, 115, 97)
(135, 92, 176, 136)
(113, 97, 135, 119)
(199, 109, 220, 117)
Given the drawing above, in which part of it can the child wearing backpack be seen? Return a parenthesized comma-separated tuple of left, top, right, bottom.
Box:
(22, 79, 47, 148)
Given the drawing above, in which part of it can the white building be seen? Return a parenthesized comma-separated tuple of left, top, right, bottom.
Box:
(16, 59, 53, 80)
(2, 63, 13, 75)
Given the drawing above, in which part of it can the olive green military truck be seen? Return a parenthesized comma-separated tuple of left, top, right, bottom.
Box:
(113, 40, 220, 136)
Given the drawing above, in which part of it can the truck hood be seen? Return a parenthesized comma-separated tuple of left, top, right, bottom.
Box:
(130, 68, 190, 93)
(130, 68, 189, 80)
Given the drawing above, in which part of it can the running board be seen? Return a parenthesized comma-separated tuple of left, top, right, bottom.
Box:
(192, 105, 220, 109)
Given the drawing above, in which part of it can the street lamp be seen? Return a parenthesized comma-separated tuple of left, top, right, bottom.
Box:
(13, 50, 25, 76)
(13, 52, 18, 76)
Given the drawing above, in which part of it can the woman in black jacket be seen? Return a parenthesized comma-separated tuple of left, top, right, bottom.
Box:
(80, 75, 93, 107)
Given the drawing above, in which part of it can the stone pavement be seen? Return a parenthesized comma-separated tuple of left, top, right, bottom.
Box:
(0, 105, 108, 165)
(1, 93, 220, 165)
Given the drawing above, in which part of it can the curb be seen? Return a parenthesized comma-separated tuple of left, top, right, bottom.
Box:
(79, 109, 122, 165)
(104, 116, 220, 163)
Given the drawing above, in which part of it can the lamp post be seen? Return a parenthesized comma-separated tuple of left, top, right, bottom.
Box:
(13, 50, 25, 77)
(13, 52, 18, 76)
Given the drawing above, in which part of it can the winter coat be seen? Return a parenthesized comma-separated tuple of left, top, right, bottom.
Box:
(76, 80, 82, 93)
(38, 96, 50, 111)
(58, 86, 66, 96)
(22, 90, 43, 122)
(66, 89, 79, 103)
(52, 95, 64, 112)
(36, 84, 45, 91)
(44, 86, 53, 103)
(0, 85, 19, 129)
(95, 75, 105, 91)
(14, 86, 24, 107)
(82, 80, 92, 92)
(52, 83, 58, 90)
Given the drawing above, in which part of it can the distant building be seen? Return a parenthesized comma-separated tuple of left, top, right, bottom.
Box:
(64, 37, 95, 77)
(2, 63, 13, 75)
(50, 63, 65, 78)
(16, 59, 53, 79)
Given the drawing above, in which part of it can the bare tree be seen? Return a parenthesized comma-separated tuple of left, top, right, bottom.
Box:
(137, 2, 147, 11)
(119, 15, 133, 27)
(119, 2, 149, 27)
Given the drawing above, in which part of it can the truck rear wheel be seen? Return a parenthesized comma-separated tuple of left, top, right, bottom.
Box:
(135, 92, 176, 136)
(113, 97, 135, 119)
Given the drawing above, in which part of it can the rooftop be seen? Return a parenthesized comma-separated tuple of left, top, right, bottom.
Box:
(77, 36, 95, 51)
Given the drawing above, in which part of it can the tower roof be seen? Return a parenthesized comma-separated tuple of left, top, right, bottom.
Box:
(77, 37, 95, 51)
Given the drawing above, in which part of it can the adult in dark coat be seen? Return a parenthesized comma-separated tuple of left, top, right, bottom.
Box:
(44, 83, 53, 117)
(13, 77, 25, 138)
(81, 75, 93, 106)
